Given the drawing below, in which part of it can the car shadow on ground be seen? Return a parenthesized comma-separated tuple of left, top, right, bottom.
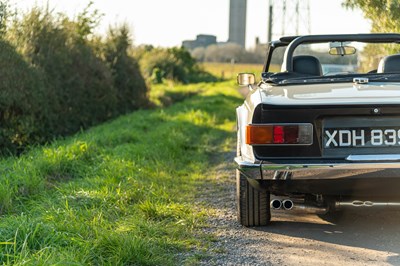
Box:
(254, 209, 400, 263)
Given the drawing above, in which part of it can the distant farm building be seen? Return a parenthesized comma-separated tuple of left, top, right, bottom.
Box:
(182, 34, 217, 50)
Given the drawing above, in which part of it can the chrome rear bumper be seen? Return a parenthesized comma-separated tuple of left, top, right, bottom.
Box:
(235, 156, 400, 180)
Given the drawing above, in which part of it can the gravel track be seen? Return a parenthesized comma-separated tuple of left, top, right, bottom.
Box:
(199, 155, 400, 266)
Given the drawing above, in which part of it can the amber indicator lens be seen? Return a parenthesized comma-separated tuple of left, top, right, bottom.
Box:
(246, 125, 273, 144)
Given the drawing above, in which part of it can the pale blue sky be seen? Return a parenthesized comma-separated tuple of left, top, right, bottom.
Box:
(14, 0, 371, 48)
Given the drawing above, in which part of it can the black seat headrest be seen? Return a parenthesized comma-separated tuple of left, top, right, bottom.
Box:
(293, 55, 322, 76)
(378, 54, 400, 73)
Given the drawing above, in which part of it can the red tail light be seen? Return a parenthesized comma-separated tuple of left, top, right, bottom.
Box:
(273, 126, 285, 144)
(246, 124, 313, 145)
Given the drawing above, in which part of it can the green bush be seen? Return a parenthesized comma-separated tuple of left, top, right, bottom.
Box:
(0, 5, 149, 153)
(0, 39, 51, 153)
(7, 8, 118, 135)
(138, 46, 217, 84)
(102, 24, 148, 113)
(0, 2, 217, 153)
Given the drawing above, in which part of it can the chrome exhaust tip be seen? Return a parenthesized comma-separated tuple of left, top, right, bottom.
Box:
(282, 199, 294, 210)
(270, 199, 282, 210)
(271, 198, 327, 214)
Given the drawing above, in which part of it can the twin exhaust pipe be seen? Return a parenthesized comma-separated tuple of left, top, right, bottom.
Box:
(270, 199, 327, 214)
(270, 199, 294, 210)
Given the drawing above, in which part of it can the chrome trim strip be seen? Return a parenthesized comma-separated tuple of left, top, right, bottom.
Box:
(235, 157, 400, 172)
(346, 154, 400, 161)
(261, 162, 400, 170)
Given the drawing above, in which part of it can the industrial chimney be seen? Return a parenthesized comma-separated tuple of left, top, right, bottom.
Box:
(228, 0, 247, 48)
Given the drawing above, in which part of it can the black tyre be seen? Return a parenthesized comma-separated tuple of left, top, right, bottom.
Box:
(236, 170, 271, 226)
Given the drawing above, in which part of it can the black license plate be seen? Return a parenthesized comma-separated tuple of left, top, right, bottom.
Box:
(323, 117, 400, 150)
(324, 127, 400, 148)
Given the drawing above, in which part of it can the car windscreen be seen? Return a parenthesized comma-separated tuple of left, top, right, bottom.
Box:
(265, 42, 400, 85)
(267, 73, 400, 85)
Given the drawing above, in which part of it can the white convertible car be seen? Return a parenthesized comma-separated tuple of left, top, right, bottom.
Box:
(235, 33, 400, 226)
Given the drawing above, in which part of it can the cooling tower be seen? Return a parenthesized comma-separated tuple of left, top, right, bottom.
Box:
(228, 0, 247, 48)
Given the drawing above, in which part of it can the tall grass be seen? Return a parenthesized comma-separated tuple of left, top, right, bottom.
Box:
(0, 81, 242, 265)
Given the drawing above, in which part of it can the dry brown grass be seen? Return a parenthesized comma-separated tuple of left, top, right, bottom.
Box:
(201, 62, 264, 80)
(201, 62, 281, 80)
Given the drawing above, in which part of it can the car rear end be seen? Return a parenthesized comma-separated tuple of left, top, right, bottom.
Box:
(235, 82, 400, 226)
(235, 33, 400, 227)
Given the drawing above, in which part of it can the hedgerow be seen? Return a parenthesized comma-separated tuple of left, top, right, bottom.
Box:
(0, 3, 149, 153)
(0, 1, 214, 153)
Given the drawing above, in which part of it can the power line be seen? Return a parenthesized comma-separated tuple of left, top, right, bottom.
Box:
(268, 0, 311, 41)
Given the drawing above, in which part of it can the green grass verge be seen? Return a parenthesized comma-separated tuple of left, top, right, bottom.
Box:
(0, 80, 242, 265)
(149, 82, 211, 107)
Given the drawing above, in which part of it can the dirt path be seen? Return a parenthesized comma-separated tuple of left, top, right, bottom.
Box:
(200, 157, 400, 266)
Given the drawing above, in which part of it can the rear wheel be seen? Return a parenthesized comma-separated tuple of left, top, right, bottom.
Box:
(236, 170, 271, 226)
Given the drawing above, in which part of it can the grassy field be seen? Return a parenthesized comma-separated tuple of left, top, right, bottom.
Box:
(0, 80, 242, 265)
(201, 62, 264, 80)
